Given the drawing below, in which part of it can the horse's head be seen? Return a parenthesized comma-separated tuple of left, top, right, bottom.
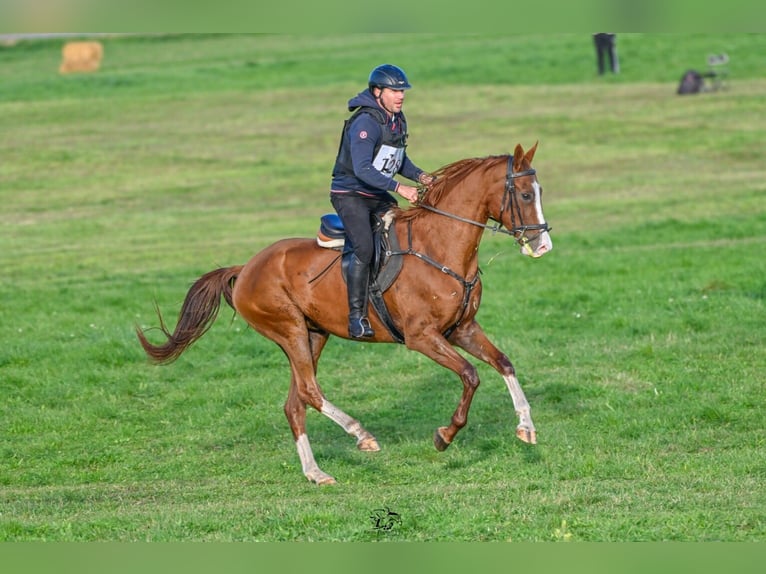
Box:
(403, 145, 552, 259)
(503, 143, 553, 258)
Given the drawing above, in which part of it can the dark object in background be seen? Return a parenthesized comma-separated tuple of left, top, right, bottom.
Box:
(677, 53, 729, 95)
(593, 33, 619, 75)
(677, 69, 718, 95)
(677, 70, 705, 94)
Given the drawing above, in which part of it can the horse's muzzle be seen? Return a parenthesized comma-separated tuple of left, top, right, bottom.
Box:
(520, 231, 553, 258)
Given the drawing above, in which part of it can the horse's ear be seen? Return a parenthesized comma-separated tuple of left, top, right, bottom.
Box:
(512, 144, 525, 171)
(524, 141, 539, 165)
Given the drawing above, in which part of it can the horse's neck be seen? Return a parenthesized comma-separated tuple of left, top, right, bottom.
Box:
(402, 179, 490, 275)
(437, 174, 493, 225)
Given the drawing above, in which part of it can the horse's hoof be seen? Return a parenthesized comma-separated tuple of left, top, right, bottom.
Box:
(307, 471, 337, 486)
(316, 476, 337, 486)
(357, 436, 381, 452)
(434, 427, 452, 452)
(516, 427, 537, 444)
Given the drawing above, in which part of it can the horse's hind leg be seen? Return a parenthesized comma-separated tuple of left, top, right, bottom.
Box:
(284, 379, 337, 485)
(308, 331, 380, 452)
(320, 398, 380, 452)
(451, 320, 537, 444)
(283, 331, 379, 484)
(285, 378, 380, 485)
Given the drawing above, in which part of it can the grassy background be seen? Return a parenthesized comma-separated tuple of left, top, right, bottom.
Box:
(1, 33, 765, 541)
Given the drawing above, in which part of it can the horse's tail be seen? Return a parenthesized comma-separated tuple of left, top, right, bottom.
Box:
(136, 265, 243, 364)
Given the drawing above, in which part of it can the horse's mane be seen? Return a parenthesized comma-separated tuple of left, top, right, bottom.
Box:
(396, 154, 509, 222)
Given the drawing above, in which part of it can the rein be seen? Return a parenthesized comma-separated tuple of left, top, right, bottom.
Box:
(418, 156, 550, 253)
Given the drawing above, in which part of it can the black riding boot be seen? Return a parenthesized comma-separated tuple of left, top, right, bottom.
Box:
(346, 253, 374, 339)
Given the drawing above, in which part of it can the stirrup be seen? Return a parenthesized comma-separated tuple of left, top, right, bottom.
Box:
(349, 316, 374, 339)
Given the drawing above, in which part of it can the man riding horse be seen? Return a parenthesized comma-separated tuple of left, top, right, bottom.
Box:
(329, 64, 435, 338)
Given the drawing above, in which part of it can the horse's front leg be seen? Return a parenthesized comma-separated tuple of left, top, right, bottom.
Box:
(450, 320, 537, 444)
(405, 327, 481, 451)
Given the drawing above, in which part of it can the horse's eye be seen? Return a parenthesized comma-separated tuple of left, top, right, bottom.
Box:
(521, 193, 532, 201)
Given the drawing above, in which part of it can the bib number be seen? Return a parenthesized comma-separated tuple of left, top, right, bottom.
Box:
(373, 144, 405, 176)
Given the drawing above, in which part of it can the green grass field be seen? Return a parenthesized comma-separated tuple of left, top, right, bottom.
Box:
(1, 34, 765, 541)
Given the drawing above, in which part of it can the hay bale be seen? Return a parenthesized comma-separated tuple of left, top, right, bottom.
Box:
(59, 41, 103, 74)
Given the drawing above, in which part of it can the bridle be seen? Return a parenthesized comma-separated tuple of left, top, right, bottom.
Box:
(379, 155, 551, 343)
(419, 156, 551, 252)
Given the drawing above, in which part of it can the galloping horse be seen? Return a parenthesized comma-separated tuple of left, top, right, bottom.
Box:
(137, 143, 553, 485)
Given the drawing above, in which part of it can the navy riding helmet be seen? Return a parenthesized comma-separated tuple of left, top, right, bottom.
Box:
(368, 64, 412, 91)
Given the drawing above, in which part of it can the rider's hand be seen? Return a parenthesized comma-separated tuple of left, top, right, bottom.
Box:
(397, 184, 419, 204)
(418, 172, 436, 187)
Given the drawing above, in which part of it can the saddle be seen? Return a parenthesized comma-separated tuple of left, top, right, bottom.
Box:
(316, 210, 405, 342)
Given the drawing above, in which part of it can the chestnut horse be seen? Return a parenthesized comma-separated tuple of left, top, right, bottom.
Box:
(137, 143, 552, 485)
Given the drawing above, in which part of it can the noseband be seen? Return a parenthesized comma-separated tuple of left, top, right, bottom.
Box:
(419, 156, 550, 248)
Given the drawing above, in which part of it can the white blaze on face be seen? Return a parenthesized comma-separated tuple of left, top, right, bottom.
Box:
(532, 181, 545, 224)
(525, 180, 553, 257)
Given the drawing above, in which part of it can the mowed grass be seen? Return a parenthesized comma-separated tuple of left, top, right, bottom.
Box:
(0, 34, 765, 541)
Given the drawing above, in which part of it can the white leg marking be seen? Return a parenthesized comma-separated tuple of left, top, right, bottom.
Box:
(295, 433, 335, 485)
(321, 399, 360, 435)
(321, 399, 379, 451)
(503, 374, 536, 433)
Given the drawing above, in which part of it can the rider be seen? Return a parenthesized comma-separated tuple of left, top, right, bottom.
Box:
(330, 64, 435, 339)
